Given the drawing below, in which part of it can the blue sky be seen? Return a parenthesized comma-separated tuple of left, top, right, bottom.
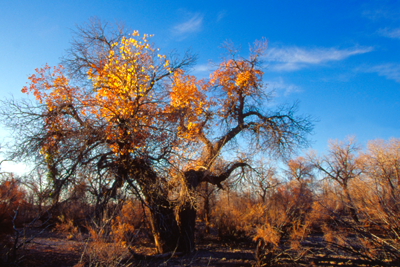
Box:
(1, 0, 400, 171)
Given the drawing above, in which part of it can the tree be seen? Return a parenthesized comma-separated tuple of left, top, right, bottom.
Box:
(0, 20, 312, 253)
(247, 160, 280, 203)
(311, 138, 363, 222)
(362, 138, 400, 203)
(286, 156, 314, 183)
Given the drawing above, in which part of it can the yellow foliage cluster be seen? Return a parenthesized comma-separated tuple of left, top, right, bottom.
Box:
(22, 31, 173, 156)
(169, 69, 211, 139)
(210, 59, 263, 117)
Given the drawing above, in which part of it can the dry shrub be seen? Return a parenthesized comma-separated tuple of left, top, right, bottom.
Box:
(77, 199, 149, 266)
(255, 224, 280, 248)
(52, 199, 93, 240)
(111, 200, 142, 245)
(253, 181, 315, 266)
(82, 199, 149, 245)
(55, 200, 92, 228)
(264, 181, 313, 235)
(315, 170, 400, 265)
(79, 240, 132, 267)
(211, 179, 315, 260)
(212, 191, 260, 242)
(78, 218, 131, 266)
(0, 176, 46, 266)
(0, 177, 27, 234)
(54, 215, 81, 240)
(86, 223, 106, 242)
(307, 201, 331, 231)
(321, 223, 348, 248)
(0, 177, 29, 265)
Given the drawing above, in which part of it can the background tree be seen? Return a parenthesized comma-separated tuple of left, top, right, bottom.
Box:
(247, 160, 280, 203)
(0, 20, 312, 254)
(362, 139, 400, 205)
(286, 156, 314, 183)
(311, 138, 363, 222)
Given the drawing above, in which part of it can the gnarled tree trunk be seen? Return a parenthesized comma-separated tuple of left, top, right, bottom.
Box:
(148, 204, 181, 253)
(132, 158, 183, 253)
(176, 203, 196, 253)
(132, 159, 248, 254)
(174, 164, 248, 253)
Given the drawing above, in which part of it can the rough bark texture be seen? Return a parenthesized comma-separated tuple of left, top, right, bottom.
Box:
(131, 159, 182, 253)
(177, 204, 197, 253)
(171, 164, 249, 253)
(148, 205, 181, 253)
(146, 195, 196, 254)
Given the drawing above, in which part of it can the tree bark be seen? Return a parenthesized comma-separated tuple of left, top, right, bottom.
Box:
(204, 182, 211, 234)
(148, 204, 181, 253)
(173, 163, 248, 253)
(174, 169, 203, 253)
(176, 203, 196, 253)
(146, 197, 196, 254)
(130, 159, 182, 254)
(136, 161, 247, 254)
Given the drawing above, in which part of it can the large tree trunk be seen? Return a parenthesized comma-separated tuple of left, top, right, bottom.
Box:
(148, 204, 181, 253)
(130, 159, 182, 253)
(140, 186, 183, 253)
(133, 160, 247, 254)
(174, 169, 213, 253)
(173, 165, 248, 253)
(176, 203, 196, 253)
(144, 169, 202, 254)
(146, 198, 196, 254)
(203, 182, 211, 234)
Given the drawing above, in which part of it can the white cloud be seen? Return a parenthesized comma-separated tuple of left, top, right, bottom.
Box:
(367, 63, 400, 83)
(267, 77, 302, 96)
(190, 64, 211, 79)
(192, 64, 210, 73)
(379, 28, 400, 39)
(173, 13, 203, 36)
(266, 46, 373, 71)
(362, 7, 400, 21)
(217, 10, 227, 22)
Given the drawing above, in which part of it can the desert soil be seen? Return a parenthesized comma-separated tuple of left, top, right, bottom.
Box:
(7, 229, 257, 267)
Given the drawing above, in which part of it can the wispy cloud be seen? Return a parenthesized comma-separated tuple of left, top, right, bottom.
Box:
(362, 7, 400, 21)
(379, 28, 400, 39)
(266, 46, 373, 71)
(217, 10, 227, 22)
(190, 63, 211, 78)
(192, 64, 210, 73)
(173, 13, 203, 37)
(267, 77, 302, 96)
(366, 63, 400, 83)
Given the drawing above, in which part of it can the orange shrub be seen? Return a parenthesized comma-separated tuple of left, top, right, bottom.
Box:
(0, 177, 26, 234)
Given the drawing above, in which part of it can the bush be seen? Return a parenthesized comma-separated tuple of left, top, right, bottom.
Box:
(0, 177, 27, 234)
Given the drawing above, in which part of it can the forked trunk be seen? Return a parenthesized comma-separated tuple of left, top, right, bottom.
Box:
(176, 203, 196, 253)
(131, 159, 186, 253)
(148, 205, 181, 253)
(147, 202, 196, 254)
(139, 164, 237, 254)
